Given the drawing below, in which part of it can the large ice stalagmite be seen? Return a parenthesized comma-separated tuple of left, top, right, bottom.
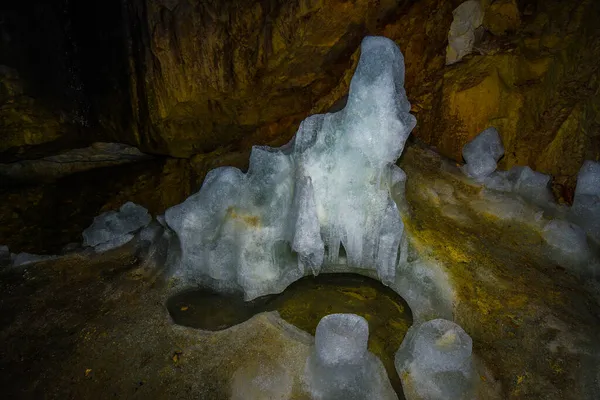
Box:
(83, 202, 152, 252)
(165, 36, 416, 299)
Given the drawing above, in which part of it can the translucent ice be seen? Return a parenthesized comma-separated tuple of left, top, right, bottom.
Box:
(395, 319, 474, 400)
(165, 36, 416, 299)
(542, 220, 592, 272)
(484, 166, 554, 207)
(82, 202, 151, 251)
(570, 161, 600, 243)
(304, 314, 397, 399)
(461, 127, 504, 181)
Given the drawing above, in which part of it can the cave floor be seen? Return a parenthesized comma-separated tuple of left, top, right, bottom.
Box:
(0, 144, 598, 399)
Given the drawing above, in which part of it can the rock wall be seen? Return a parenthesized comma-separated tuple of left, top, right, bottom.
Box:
(414, 0, 600, 200)
(2, 0, 600, 252)
(121, 0, 416, 157)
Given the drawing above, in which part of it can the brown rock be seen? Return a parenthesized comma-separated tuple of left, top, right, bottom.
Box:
(413, 0, 600, 190)
(484, 0, 521, 36)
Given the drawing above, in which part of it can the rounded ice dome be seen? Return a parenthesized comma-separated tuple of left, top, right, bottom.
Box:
(315, 313, 369, 366)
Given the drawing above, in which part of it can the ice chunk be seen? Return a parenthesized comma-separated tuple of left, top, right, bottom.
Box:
(12, 252, 57, 267)
(511, 166, 554, 205)
(83, 202, 151, 251)
(574, 160, 600, 197)
(165, 36, 416, 299)
(483, 166, 554, 208)
(461, 127, 504, 181)
(376, 199, 404, 284)
(542, 220, 592, 272)
(570, 161, 600, 243)
(304, 314, 397, 399)
(315, 313, 369, 365)
(395, 319, 475, 400)
(446, 1, 484, 65)
(482, 170, 512, 192)
(291, 175, 325, 274)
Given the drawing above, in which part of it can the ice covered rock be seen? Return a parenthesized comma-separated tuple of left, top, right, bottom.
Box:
(165, 36, 416, 299)
(570, 161, 600, 243)
(304, 314, 397, 400)
(483, 166, 554, 207)
(446, 1, 485, 65)
(461, 127, 504, 181)
(542, 220, 592, 273)
(12, 252, 57, 267)
(395, 319, 475, 400)
(391, 260, 454, 322)
(83, 202, 151, 251)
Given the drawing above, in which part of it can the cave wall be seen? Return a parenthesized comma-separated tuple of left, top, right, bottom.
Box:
(0, 0, 88, 161)
(2, 0, 600, 252)
(121, 0, 418, 157)
(415, 0, 600, 200)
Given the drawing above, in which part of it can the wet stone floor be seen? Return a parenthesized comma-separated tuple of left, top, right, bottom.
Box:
(168, 273, 413, 397)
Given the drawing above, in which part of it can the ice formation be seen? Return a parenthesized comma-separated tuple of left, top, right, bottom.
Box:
(461, 127, 504, 181)
(484, 166, 554, 207)
(303, 314, 397, 399)
(82, 202, 151, 252)
(446, 0, 484, 65)
(570, 160, 600, 243)
(165, 36, 416, 299)
(542, 220, 593, 273)
(395, 319, 475, 400)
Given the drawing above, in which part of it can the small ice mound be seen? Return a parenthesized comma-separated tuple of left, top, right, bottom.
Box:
(574, 160, 600, 196)
(395, 319, 474, 400)
(304, 314, 397, 400)
(570, 161, 600, 243)
(461, 127, 504, 181)
(12, 252, 58, 267)
(82, 202, 151, 252)
(511, 166, 554, 205)
(542, 220, 593, 272)
(315, 313, 369, 365)
(483, 166, 555, 208)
